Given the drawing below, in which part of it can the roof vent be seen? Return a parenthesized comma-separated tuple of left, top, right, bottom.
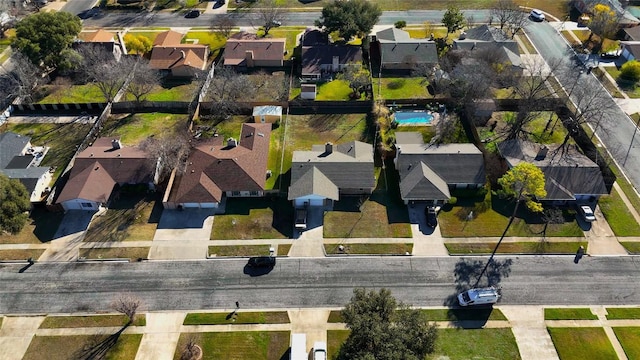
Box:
(191, 169, 195, 173)
(325, 142, 333, 154)
(258, 132, 264, 137)
(90, 153, 94, 157)
(227, 138, 237, 147)
(535, 146, 549, 161)
(111, 139, 122, 150)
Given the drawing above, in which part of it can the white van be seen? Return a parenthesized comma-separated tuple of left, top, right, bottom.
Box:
(458, 287, 500, 306)
(290, 333, 307, 360)
(313, 341, 327, 360)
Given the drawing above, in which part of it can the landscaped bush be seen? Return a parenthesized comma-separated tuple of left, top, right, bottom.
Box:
(387, 79, 405, 90)
(620, 60, 640, 82)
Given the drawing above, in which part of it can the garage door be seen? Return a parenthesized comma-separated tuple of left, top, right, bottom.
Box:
(182, 203, 200, 208)
(200, 203, 217, 208)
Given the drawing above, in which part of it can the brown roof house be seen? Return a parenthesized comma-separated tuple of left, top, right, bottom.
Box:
(0, 132, 53, 202)
(149, 30, 209, 77)
(498, 139, 608, 206)
(224, 33, 286, 69)
(164, 123, 272, 210)
(74, 29, 123, 61)
(373, 27, 438, 72)
(288, 141, 375, 209)
(56, 138, 158, 211)
(300, 28, 362, 82)
(394, 132, 486, 205)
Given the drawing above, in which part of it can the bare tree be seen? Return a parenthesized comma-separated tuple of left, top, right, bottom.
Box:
(113, 294, 141, 325)
(0, 51, 40, 106)
(211, 15, 236, 38)
(490, 0, 518, 30)
(254, 0, 285, 37)
(126, 58, 161, 103)
(465, 15, 475, 30)
(507, 9, 529, 38)
(140, 132, 192, 183)
(423, 21, 435, 39)
(205, 66, 257, 119)
(540, 208, 564, 241)
(78, 46, 136, 102)
(180, 336, 202, 360)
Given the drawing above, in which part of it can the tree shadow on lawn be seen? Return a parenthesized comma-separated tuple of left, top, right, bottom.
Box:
(369, 160, 410, 224)
(308, 114, 345, 133)
(27, 206, 65, 243)
(223, 197, 294, 238)
(72, 325, 127, 360)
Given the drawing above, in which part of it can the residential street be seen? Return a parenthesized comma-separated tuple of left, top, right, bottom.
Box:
(1, 256, 639, 314)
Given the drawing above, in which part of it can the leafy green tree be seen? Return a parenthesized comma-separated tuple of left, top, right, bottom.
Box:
(394, 20, 406, 29)
(337, 288, 438, 360)
(0, 173, 31, 235)
(315, 0, 381, 40)
(587, 4, 619, 48)
(337, 65, 370, 98)
(442, 6, 465, 38)
(621, 59, 640, 81)
(12, 12, 81, 70)
(498, 162, 546, 213)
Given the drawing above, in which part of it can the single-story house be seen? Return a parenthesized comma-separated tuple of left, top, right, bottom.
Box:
(373, 27, 438, 72)
(149, 30, 209, 77)
(623, 26, 640, 41)
(74, 29, 123, 61)
(56, 138, 157, 211)
(453, 25, 522, 72)
(164, 123, 272, 209)
(300, 28, 362, 82)
(621, 41, 640, 61)
(224, 35, 286, 69)
(394, 132, 486, 205)
(0, 132, 52, 202)
(252, 105, 282, 123)
(497, 139, 608, 206)
(288, 141, 375, 209)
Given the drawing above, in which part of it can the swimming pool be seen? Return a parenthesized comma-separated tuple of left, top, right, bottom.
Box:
(394, 110, 434, 125)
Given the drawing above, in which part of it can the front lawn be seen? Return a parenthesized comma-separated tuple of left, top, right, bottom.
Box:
(544, 308, 598, 320)
(184, 31, 227, 51)
(101, 112, 188, 145)
(373, 77, 431, 100)
(183, 312, 290, 325)
(598, 188, 640, 236)
(79, 247, 150, 261)
(445, 241, 588, 254)
(84, 193, 162, 242)
(0, 207, 64, 244)
(604, 67, 640, 99)
(316, 80, 359, 101)
(613, 327, 640, 359)
(173, 331, 289, 360)
(324, 243, 412, 255)
(38, 83, 107, 103)
(22, 334, 142, 360)
(621, 242, 640, 254)
(210, 198, 293, 239)
(40, 314, 146, 328)
(605, 307, 640, 320)
(208, 245, 271, 257)
(0, 249, 45, 261)
(548, 327, 617, 360)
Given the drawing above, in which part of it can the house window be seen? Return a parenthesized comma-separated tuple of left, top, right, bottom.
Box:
(232, 191, 240, 196)
(250, 191, 258, 196)
(81, 202, 93, 208)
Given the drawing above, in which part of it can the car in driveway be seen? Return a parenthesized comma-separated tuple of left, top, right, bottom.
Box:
(529, 9, 545, 21)
(184, 10, 200, 18)
(247, 256, 276, 268)
(601, 49, 622, 59)
(425, 206, 437, 228)
(577, 205, 596, 222)
(313, 341, 327, 360)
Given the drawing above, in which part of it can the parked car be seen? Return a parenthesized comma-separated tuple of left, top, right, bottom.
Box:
(185, 10, 200, 18)
(601, 49, 622, 59)
(529, 9, 545, 22)
(271, 20, 282, 27)
(425, 206, 437, 228)
(247, 256, 276, 268)
(313, 341, 327, 360)
(577, 205, 596, 222)
(458, 287, 500, 307)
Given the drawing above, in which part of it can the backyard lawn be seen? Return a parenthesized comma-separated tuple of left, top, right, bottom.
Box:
(316, 80, 359, 101)
(101, 113, 188, 145)
(210, 198, 293, 239)
(143, 80, 201, 102)
(173, 331, 289, 360)
(84, 193, 162, 242)
(373, 77, 431, 100)
(548, 327, 617, 360)
(22, 334, 142, 360)
(38, 83, 107, 103)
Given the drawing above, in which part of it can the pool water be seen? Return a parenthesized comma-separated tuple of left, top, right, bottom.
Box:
(394, 111, 434, 125)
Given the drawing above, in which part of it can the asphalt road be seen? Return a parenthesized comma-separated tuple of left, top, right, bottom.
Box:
(61, 0, 99, 17)
(1, 256, 639, 314)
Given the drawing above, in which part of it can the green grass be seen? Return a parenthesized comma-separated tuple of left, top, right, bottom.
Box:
(173, 331, 289, 360)
(523, 112, 568, 144)
(621, 242, 640, 254)
(183, 312, 290, 325)
(144, 81, 201, 102)
(548, 327, 617, 360)
(5, 122, 92, 181)
(328, 311, 343, 323)
(605, 308, 640, 320)
(327, 330, 350, 360)
(544, 308, 598, 320)
(210, 198, 293, 239)
(324, 243, 413, 255)
(592, 67, 625, 98)
(39, 314, 146, 328)
(101, 113, 188, 145)
(514, 34, 537, 54)
(22, 334, 142, 360)
(123, 31, 164, 44)
(208, 245, 272, 257)
(79, 247, 150, 261)
(316, 80, 358, 101)
(264, 27, 307, 60)
(0, 249, 45, 261)
(613, 327, 640, 359)
(445, 242, 588, 254)
(38, 84, 107, 103)
(84, 193, 162, 242)
(428, 328, 521, 359)
(420, 308, 507, 321)
(598, 188, 640, 236)
(373, 77, 431, 100)
(277, 244, 291, 256)
(184, 31, 227, 51)
(0, 208, 65, 244)
(604, 67, 640, 99)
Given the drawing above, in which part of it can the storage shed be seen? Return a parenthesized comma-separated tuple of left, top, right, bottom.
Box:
(252, 105, 282, 123)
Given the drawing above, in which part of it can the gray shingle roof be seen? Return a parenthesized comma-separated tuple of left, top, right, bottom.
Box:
(497, 139, 608, 200)
(453, 26, 521, 67)
(0, 132, 49, 196)
(379, 42, 439, 65)
(288, 166, 340, 200)
(290, 141, 374, 195)
(376, 27, 411, 42)
(399, 162, 451, 201)
(0, 132, 30, 169)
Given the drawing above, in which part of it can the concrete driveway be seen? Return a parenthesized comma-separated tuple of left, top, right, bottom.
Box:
(149, 209, 215, 260)
(39, 210, 98, 261)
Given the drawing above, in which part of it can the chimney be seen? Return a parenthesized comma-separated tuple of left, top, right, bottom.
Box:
(535, 146, 549, 161)
(245, 50, 254, 67)
(325, 142, 333, 154)
(459, 32, 467, 40)
(332, 55, 339, 71)
(111, 139, 122, 150)
(180, 50, 185, 59)
(227, 138, 238, 147)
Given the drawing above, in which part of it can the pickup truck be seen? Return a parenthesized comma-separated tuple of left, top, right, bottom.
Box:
(295, 208, 307, 230)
